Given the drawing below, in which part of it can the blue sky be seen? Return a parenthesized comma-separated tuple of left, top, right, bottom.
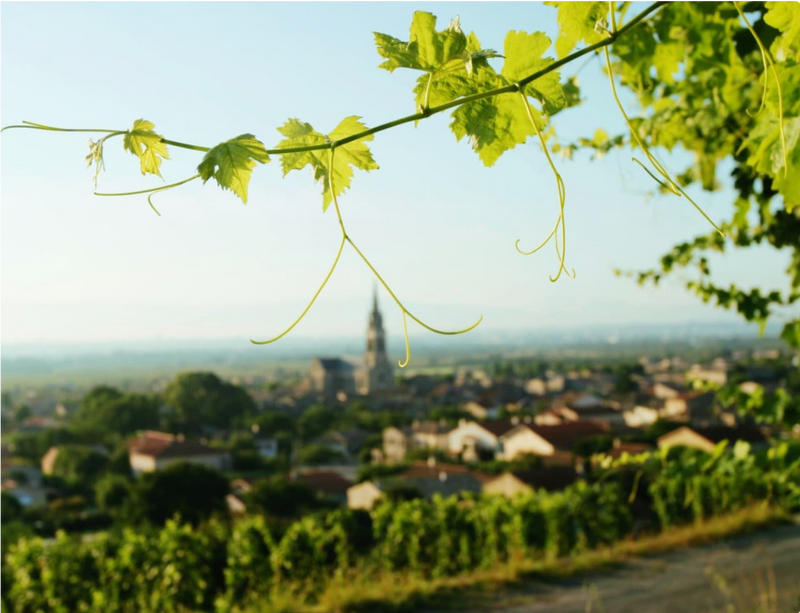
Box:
(0, 2, 790, 347)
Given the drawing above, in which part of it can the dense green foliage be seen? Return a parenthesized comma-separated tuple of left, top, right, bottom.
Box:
(163, 372, 256, 432)
(126, 463, 230, 526)
(245, 476, 333, 520)
(75, 388, 160, 436)
(1, 493, 23, 525)
(49, 445, 110, 486)
(3, 442, 798, 613)
(604, 2, 800, 348)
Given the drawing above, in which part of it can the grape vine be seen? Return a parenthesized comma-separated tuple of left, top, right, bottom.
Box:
(4, 1, 794, 360)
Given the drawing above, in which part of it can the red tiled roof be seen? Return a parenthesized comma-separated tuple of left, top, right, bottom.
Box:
(296, 470, 353, 495)
(478, 420, 517, 437)
(527, 422, 610, 448)
(403, 461, 493, 484)
(127, 431, 224, 459)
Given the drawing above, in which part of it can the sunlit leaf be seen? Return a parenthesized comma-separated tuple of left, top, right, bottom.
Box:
(197, 134, 270, 204)
(277, 116, 379, 211)
(123, 119, 169, 177)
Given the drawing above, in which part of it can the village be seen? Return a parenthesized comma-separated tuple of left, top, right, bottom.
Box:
(2, 294, 794, 530)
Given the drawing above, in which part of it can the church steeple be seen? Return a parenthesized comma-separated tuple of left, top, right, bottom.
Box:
(362, 287, 393, 393)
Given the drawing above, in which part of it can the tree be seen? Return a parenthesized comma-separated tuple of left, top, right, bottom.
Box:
(127, 462, 229, 525)
(163, 372, 256, 433)
(95, 474, 133, 515)
(51, 444, 110, 485)
(1, 492, 23, 524)
(252, 411, 296, 436)
(11, 405, 31, 424)
(246, 476, 329, 519)
(76, 388, 161, 436)
(297, 405, 337, 441)
(79, 385, 123, 417)
(297, 443, 346, 465)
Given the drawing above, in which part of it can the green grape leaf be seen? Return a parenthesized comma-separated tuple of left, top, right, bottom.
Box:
(501, 30, 565, 114)
(765, 1, 800, 62)
(780, 319, 800, 349)
(123, 119, 170, 177)
(377, 14, 502, 112)
(410, 32, 500, 110)
(197, 134, 270, 204)
(276, 116, 379, 211)
(652, 42, 684, 84)
(545, 1, 607, 59)
(745, 114, 800, 212)
(740, 60, 800, 210)
(451, 70, 542, 167)
(375, 12, 467, 73)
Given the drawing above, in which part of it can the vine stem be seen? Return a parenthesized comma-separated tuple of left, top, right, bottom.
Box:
(3, 2, 668, 157)
(94, 173, 201, 198)
(608, 1, 618, 34)
(328, 149, 483, 338)
(94, 173, 202, 216)
(515, 89, 575, 282)
(602, 46, 725, 236)
(1, 121, 123, 134)
(249, 235, 347, 345)
(398, 311, 410, 368)
(732, 0, 787, 178)
(250, 147, 482, 351)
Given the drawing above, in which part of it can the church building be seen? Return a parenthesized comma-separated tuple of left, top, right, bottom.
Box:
(308, 290, 394, 399)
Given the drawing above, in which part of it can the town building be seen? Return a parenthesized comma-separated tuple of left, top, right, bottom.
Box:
(126, 431, 229, 475)
(382, 421, 451, 463)
(347, 460, 490, 510)
(483, 466, 577, 497)
(499, 421, 610, 462)
(308, 290, 394, 398)
(656, 424, 766, 453)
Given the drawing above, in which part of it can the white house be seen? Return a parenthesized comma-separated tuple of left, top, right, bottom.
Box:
(127, 431, 229, 475)
(447, 420, 515, 459)
(499, 422, 610, 461)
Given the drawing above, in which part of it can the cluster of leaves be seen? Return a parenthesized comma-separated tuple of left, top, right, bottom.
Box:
(647, 440, 800, 527)
(5, 440, 799, 612)
(601, 2, 800, 348)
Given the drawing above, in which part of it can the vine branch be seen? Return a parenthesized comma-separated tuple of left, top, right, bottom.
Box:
(2, 2, 668, 157)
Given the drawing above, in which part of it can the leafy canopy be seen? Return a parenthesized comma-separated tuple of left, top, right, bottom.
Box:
(545, 1, 607, 58)
(765, 1, 800, 62)
(451, 30, 564, 166)
(197, 134, 270, 204)
(375, 12, 501, 111)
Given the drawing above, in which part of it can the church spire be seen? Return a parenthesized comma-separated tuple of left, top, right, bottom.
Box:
(362, 284, 392, 393)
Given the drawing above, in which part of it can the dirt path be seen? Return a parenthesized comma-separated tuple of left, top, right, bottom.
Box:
(465, 521, 800, 613)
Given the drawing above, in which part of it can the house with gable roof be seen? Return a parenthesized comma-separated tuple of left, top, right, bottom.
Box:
(127, 431, 230, 475)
